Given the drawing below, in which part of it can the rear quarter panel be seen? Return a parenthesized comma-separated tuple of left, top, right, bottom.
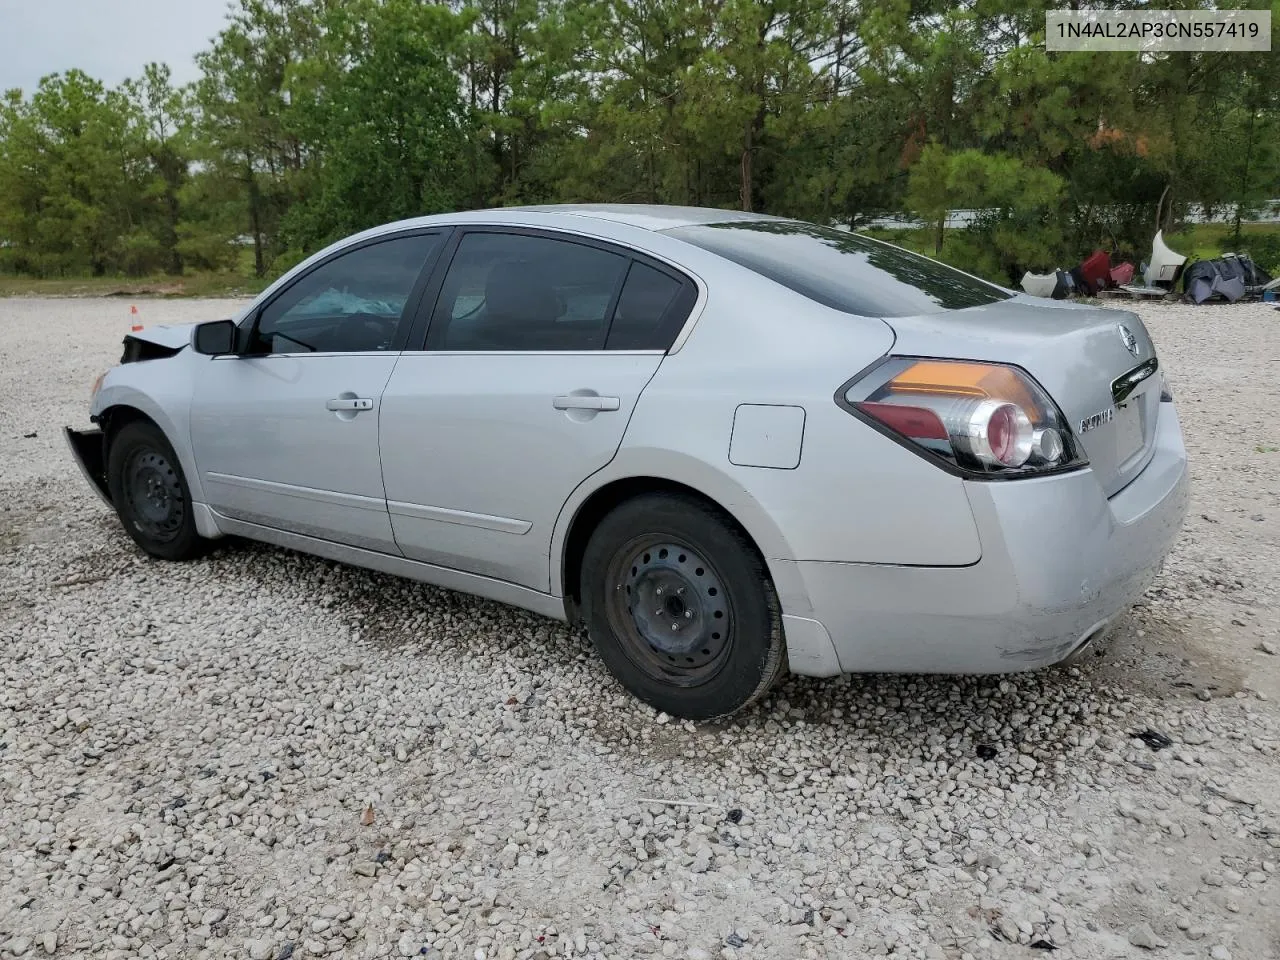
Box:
(551, 263, 985, 595)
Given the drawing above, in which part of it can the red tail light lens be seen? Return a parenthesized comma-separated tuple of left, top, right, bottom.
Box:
(841, 358, 1087, 478)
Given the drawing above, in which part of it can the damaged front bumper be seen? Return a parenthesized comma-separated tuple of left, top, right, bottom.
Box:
(64, 427, 113, 507)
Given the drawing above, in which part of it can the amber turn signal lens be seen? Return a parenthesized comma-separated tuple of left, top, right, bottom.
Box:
(882, 361, 1043, 426)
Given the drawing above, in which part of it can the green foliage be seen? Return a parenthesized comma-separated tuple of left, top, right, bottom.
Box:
(1167, 222, 1280, 277)
(0, 0, 1278, 285)
(277, 0, 470, 256)
(906, 145, 1065, 281)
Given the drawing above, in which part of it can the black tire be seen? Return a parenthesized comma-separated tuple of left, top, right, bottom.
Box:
(106, 420, 206, 561)
(580, 493, 787, 721)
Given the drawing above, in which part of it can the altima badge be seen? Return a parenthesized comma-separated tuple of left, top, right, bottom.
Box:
(1079, 407, 1115, 433)
(1117, 324, 1141, 358)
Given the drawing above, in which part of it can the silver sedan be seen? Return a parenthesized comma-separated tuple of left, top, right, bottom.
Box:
(65, 204, 1189, 720)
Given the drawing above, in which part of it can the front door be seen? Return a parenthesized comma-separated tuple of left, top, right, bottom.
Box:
(379, 228, 697, 590)
(190, 231, 445, 552)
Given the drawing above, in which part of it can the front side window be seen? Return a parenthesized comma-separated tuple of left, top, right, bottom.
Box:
(251, 233, 442, 355)
(663, 220, 1011, 318)
(428, 232, 629, 351)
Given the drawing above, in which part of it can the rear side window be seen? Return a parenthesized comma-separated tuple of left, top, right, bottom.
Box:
(606, 261, 695, 351)
(428, 232, 628, 351)
(664, 220, 1010, 317)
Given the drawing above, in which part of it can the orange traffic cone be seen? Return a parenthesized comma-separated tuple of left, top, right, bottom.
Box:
(130, 304, 143, 332)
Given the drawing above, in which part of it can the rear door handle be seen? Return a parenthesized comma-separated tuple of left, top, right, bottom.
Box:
(553, 395, 620, 412)
(326, 397, 374, 411)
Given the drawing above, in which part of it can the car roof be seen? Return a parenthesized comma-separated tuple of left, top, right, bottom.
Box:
(502, 204, 788, 231)
(366, 203, 789, 236)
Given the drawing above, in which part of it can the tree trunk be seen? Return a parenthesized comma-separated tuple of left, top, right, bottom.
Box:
(740, 103, 766, 212)
(247, 162, 265, 278)
(1232, 101, 1256, 248)
(166, 183, 183, 276)
(1154, 183, 1171, 234)
(823, 7, 847, 223)
(933, 216, 944, 256)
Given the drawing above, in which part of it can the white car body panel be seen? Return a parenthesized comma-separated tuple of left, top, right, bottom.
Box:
(190, 353, 402, 553)
(380, 351, 664, 590)
(73, 204, 1189, 681)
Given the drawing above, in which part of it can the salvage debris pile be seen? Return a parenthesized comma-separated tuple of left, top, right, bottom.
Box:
(1021, 231, 1279, 305)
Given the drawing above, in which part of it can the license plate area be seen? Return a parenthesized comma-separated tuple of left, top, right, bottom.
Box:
(1114, 394, 1146, 465)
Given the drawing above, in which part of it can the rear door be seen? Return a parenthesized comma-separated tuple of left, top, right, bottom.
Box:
(190, 231, 446, 552)
(379, 227, 698, 590)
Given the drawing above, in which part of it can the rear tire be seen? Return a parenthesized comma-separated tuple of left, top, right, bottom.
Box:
(580, 493, 786, 721)
(106, 420, 206, 561)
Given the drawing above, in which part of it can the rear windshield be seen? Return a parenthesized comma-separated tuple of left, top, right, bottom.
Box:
(664, 220, 1011, 317)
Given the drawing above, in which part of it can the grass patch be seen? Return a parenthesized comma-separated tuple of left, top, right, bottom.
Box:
(1164, 222, 1280, 275)
(0, 270, 266, 299)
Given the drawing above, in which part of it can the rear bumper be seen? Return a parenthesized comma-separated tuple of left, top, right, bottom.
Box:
(64, 427, 113, 507)
(781, 401, 1190, 675)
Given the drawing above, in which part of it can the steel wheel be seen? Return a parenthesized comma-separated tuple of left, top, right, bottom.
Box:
(582, 493, 786, 720)
(123, 448, 186, 541)
(106, 419, 206, 561)
(604, 537, 735, 686)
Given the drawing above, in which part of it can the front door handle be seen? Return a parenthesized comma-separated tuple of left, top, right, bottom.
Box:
(553, 395, 620, 412)
(326, 397, 374, 412)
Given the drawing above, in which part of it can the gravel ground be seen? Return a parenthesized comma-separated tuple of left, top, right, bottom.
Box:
(1, 296, 1279, 960)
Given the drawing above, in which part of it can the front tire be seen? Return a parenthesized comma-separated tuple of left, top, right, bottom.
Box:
(580, 493, 786, 721)
(106, 420, 206, 561)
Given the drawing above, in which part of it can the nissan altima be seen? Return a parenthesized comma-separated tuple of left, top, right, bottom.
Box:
(65, 204, 1189, 720)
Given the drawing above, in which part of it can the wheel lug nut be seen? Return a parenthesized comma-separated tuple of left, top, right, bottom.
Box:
(670, 623, 679, 631)
(656, 586, 664, 596)
(685, 611, 693, 619)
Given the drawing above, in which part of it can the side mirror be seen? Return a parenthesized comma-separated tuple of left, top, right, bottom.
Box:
(193, 319, 238, 356)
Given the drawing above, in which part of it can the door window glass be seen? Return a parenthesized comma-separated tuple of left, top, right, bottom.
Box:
(253, 233, 441, 354)
(429, 232, 628, 351)
(606, 261, 691, 350)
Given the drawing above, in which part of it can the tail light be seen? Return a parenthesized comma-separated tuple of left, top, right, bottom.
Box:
(839, 357, 1088, 479)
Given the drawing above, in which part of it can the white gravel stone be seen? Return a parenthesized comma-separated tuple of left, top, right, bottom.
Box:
(1128, 922, 1166, 949)
(1, 297, 1279, 958)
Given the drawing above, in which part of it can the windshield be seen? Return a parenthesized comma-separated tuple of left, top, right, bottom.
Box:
(663, 220, 1011, 317)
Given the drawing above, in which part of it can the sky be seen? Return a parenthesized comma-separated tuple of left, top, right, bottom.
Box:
(0, 0, 233, 95)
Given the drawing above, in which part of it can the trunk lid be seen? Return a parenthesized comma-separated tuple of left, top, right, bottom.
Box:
(882, 294, 1160, 496)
